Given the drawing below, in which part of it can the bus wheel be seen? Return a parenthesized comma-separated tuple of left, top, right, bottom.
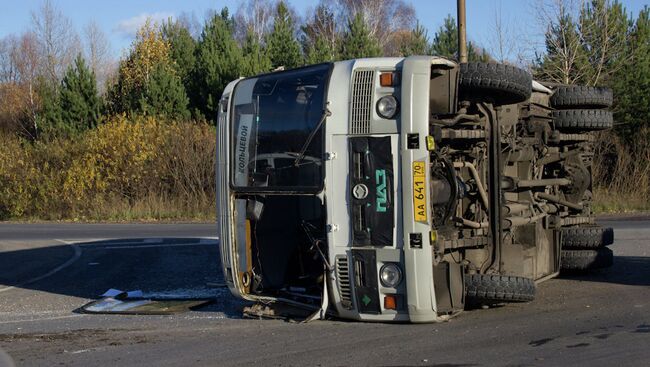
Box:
(550, 85, 613, 109)
(561, 225, 614, 249)
(552, 109, 614, 132)
(458, 62, 532, 106)
(561, 247, 614, 272)
(464, 274, 536, 306)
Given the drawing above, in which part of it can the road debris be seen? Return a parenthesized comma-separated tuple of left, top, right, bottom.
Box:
(80, 288, 211, 315)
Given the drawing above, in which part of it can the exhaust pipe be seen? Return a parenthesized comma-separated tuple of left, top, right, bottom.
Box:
(457, 0, 468, 63)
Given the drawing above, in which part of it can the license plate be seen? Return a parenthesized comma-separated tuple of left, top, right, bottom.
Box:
(412, 161, 428, 222)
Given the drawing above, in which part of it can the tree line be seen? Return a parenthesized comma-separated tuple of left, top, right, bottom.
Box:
(534, 0, 650, 143)
(0, 0, 493, 140)
(0, 0, 648, 218)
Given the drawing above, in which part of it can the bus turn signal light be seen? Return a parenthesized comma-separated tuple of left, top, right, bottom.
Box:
(384, 295, 397, 310)
(380, 72, 393, 86)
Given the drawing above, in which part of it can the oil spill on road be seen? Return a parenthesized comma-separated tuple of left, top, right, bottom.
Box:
(566, 343, 590, 348)
(529, 338, 555, 347)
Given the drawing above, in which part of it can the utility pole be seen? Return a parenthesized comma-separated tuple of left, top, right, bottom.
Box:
(457, 0, 468, 63)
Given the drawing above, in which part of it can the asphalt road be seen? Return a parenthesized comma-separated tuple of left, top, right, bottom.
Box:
(0, 219, 648, 366)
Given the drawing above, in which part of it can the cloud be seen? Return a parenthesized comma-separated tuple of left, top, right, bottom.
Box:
(113, 12, 175, 38)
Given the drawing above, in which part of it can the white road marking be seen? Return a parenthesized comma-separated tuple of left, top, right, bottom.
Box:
(0, 240, 82, 293)
(97, 242, 217, 250)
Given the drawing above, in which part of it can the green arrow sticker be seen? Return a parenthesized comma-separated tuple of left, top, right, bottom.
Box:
(362, 294, 371, 306)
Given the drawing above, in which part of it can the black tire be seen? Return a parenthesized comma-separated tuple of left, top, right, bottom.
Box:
(551, 85, 613, 109)
(465, 274, 536, 304)
(552, 109, 613, 131)
(561, 247, 614, 271)
(459, 62, 532, 106)
(561, 226, 614, 249)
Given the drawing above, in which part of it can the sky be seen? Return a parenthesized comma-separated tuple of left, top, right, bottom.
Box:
(1, 0, 648, 62)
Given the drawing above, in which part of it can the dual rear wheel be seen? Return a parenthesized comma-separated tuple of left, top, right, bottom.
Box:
(560, 225, 615, 271)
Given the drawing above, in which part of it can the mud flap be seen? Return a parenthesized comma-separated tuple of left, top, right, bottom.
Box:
(433, 261, 465, 314)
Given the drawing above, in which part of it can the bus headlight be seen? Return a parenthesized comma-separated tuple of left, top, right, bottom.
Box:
(380, 263, 402, 287)
(376, 95, 398, 119)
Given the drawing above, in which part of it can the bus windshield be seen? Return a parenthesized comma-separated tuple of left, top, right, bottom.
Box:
(230, 64, 330, 192)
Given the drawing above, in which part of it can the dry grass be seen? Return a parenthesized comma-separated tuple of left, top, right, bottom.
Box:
(592, 128, 650, 213)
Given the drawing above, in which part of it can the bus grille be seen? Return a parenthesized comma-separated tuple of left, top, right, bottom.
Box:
(350, 70, 375, 135)
(336, 256, 353, 309)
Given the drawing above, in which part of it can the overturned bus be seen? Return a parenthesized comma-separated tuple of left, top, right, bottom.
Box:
(216, 56, 615, 323)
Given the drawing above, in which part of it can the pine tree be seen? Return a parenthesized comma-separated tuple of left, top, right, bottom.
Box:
(242, 29, 272, 76)
(302, 4, 337, 64)
(161, 19, 196, 90)
(36, 79, 63, 139)
(579, 0, 631, 86)
(339, 14, 382, 60)
(534, 12, 590, 84)
(193, 8, 243, 122)
(430, 14, 491, 62)
(401, 22, 430, 57)
(59, 55, 102, 132)
(266, 1, 302, 69)
(305, 35, 336, 64)
(431, 15, 458, 58)
(139, 63, 190, 120)
(611, 6, 650, 141)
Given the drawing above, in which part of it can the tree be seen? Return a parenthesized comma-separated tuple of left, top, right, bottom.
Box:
(430, 14, 491, 62)
(339, 13, 382, 60)
(302, 3, 338, 63)
(266, 1, 302, 69)
(534, 1, 593, 84)
(305, 35, 337, 64)
(234, 0, 275, 44)
(106, 19, 172, 115)
(139, 63, 190, 120)
(31, 0, 80, 83)
(431, 15, 458, 58)
(401, 21, 430, 56)
(335, 0, 415, 55)
(611, 6, 650, 141)
(0, 33, 42, 139)
(83, 21, 112, 91)
(58, 54, 102, 132)
(579, 0, 631, 85)
(36, 78, 63, 137)
(242, 30, 272, 76)
(193, 8, 243, 121)
(161, 18, 196, 87)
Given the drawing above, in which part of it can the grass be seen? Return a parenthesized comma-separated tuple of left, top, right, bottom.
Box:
(592, 188, 650, 214)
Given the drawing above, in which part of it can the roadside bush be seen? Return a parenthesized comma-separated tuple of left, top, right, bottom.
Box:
(592, 128, 650, 213)
(0, 117, 216, 221)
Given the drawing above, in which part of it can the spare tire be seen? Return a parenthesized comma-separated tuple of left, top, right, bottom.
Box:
(561, 247, 614, 271)
(552, 109, 613, 131)
(551, 85, 613, 109)
(561, 225, 614, 249)
(465, 274, 535, 304)
(459, 62, 532, 106)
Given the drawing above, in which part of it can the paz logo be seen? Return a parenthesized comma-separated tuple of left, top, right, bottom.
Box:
(375, 169, 387, 212)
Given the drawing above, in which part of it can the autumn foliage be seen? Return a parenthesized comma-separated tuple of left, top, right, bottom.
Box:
(0, 116, 215, 220)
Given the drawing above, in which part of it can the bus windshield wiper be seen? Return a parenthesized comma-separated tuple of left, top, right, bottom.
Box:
(293, 105, 331, 167)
